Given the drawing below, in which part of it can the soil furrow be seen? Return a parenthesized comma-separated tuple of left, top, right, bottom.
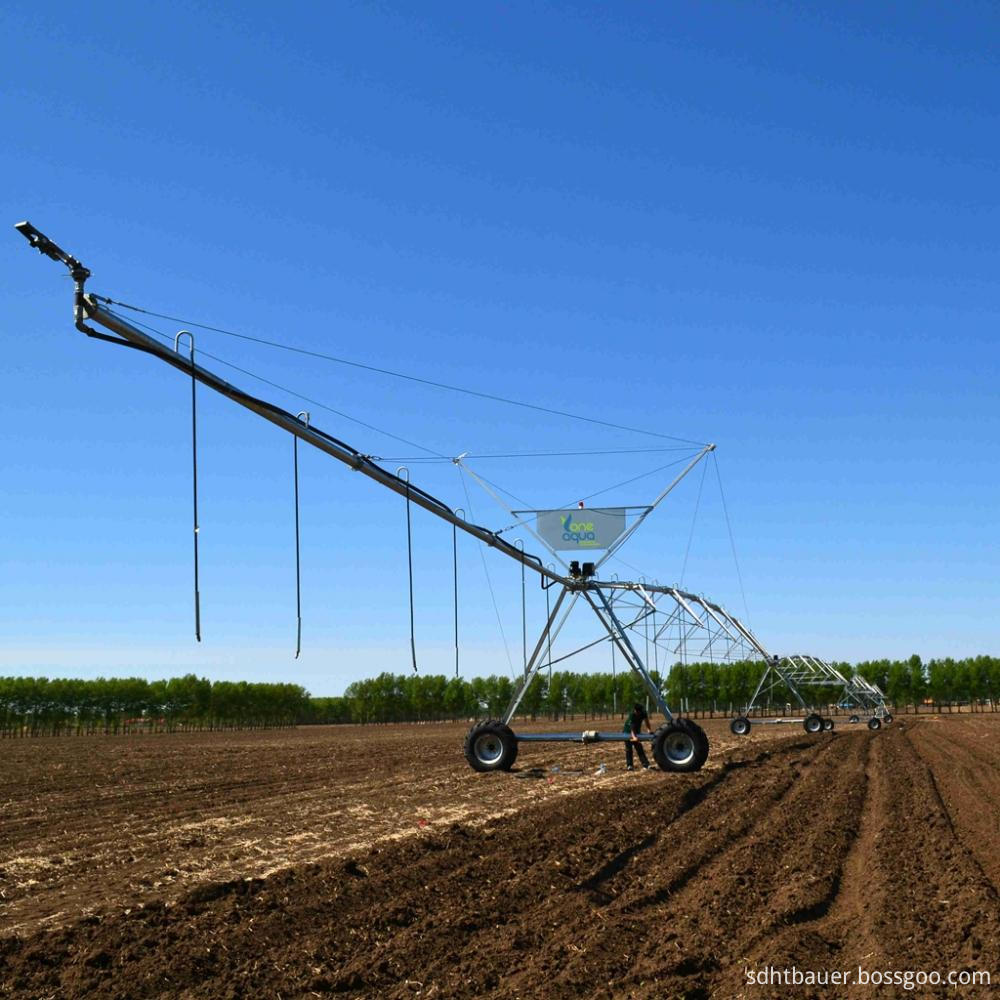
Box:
(2, 716, 998, 999)
(906, 717, 1000, 893)
(735, 723, 1000, 999)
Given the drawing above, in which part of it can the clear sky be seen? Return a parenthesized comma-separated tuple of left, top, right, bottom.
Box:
(3, 1, 997, 695)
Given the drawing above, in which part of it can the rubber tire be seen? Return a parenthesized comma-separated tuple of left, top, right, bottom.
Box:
(823, 717, 835, 731)
(867, 717, 882, 731)
(730, 716, 751, 736)
(464, 720, 518, 772)
(849, 715, 860, 724)
(653, 721, 709, 773)
(677, 717, 710, 763)
(803, 713, 824, 734)
(884, 713, 893, 724)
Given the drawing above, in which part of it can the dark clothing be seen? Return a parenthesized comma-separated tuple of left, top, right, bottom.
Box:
(627, 706, 649, 734)
(625, 736, 650, 769)
(623, 706, 651, 768)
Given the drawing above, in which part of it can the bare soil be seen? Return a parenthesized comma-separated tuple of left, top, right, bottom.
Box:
(1, 715, 998, 998)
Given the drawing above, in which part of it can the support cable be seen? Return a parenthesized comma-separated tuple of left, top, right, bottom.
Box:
(463, 467, 533, 510)
(117, 310, 447, 460)
(86, 304, 553, 585)
(12, 230, 561, 605)
(93, 295, 708, 447)
(680, 458, 709, 587)
(458, 467, 516, 679)
(120, 308, 700, 599)
(713, 452, 750, 619)
(574, 454, 695, 507)
(379, 446, 695, 462)
(487, 453, 693, 537)
(174, 331, 201, 642)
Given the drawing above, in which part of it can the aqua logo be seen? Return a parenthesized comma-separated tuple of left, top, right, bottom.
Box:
(562, 514, 597, 544)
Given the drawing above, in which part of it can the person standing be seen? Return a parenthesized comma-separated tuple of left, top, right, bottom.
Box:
(624, 701, 653, 770)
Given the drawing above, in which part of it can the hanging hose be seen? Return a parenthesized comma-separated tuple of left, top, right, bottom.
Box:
(641, 578, 649, 679)
(453, 508, 464, 678)
(516, 540, 527, 679)
(398, 467, 417, 673)
(545, 564, 554, 686)
(651, 585, 659, 677)
(611, 637, 617, 714)
(294, 411, 309, 658)
(174, 331, 200, 642)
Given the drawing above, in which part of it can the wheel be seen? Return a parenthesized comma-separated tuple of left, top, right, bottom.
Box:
(849, 714, 860, 724)
(730, 716, 751, 736)
(867, 717, 882, 731)
(653, 721, 709, 773)
(823, 717, 834, 731)
(464, 720, 518, 772)
(803, 713, 824, 734)
(884, 713, 893, 724)
(676, 717, 710, 762)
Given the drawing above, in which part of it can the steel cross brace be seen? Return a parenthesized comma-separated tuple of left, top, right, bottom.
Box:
(501, 583, 672, 725)
(746, 656, 810, 713)
(841, 671, 889, 718)
(745, 655, 846, 715)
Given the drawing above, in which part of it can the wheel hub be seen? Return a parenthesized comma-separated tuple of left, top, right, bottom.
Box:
(664, 733, 696, 765)
(474, 734, 503, 765)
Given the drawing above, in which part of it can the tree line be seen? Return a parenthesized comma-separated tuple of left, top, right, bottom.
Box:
(0, 674, 310, 737)
(308, 669, 665, 725)
(310, 654, 1000, 725)
(3, 655, 997, 736)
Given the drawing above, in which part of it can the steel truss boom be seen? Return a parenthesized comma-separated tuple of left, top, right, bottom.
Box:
(15, 221, 564, 586)
(84, 297, 570, 580)
(18, 222, 771, 730)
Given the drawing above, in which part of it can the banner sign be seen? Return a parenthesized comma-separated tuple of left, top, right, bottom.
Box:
(532, 507, 627, 551)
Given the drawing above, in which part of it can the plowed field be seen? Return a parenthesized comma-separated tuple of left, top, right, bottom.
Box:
(2, 715, 998, 998)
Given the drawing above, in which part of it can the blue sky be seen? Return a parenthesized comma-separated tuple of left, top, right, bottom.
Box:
(3, 1, 997, 695)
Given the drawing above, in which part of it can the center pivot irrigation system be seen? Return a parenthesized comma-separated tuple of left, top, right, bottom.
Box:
(17, 222, 886, 773)
(727, 654, 891, 737)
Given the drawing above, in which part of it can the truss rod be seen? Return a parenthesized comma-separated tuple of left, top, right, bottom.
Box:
(10, 218, 568, 588)
(17, 224, 770, 674)
(539, 603, 656, 669)
(594, 443, 716, 571)
(589, 579, 772, 659)
(583, 588, 673, 720)
(71, 290, 568, 586)
(501, 586, 574, 724)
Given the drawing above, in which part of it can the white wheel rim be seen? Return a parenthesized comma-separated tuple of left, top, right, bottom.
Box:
(664, 732, 696, 765)
(474, 733, 503, 765)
